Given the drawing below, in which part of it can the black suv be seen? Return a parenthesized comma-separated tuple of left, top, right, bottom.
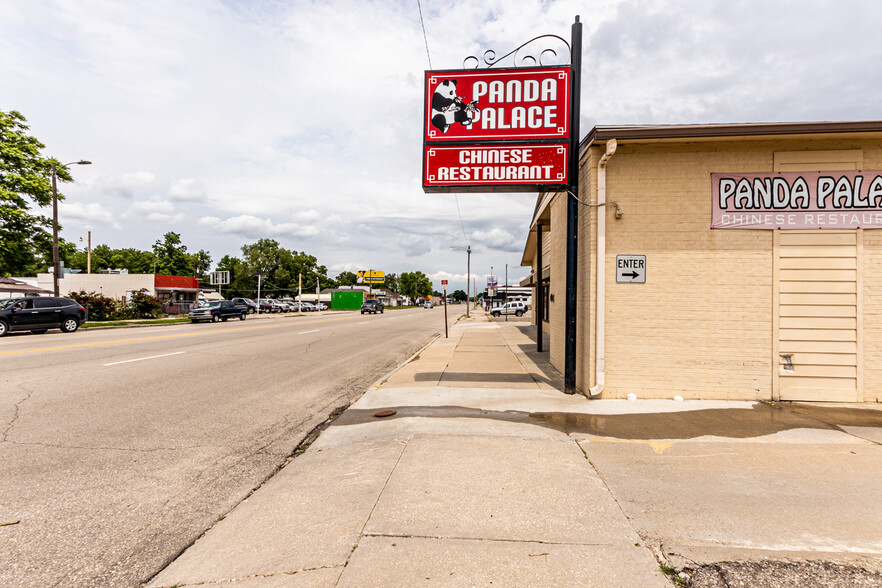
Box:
(231, 297, 258, 314)
(361, 299, 384, 314)
(0, 297, 87, 337)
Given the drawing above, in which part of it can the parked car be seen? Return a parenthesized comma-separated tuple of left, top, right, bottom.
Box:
(188, 300, 248, 323)
(0, 296, 87, 337)
(361, 299, 384, 314)
(271, 299, 290, 313)
(258, 298, 287, 313)
(315, 303, 328, 311)
(231, 297, 258, 314)
(490, 301, 526, 317)
(424, 301, 434, 309)
(300, 302, 316, 312)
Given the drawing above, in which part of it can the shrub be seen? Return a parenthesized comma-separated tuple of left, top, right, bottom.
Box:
(127, 289, 163, 319)
(67, 290, 118, 321)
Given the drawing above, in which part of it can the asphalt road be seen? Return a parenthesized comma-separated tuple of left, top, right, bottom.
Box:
(0, 308, 442, 587)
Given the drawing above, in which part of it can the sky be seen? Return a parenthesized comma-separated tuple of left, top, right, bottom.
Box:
(2, 0, 881, 293)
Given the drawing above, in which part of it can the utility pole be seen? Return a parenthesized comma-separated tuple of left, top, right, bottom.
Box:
(51, 160, 91, 296)
(256, 274, 263, 313)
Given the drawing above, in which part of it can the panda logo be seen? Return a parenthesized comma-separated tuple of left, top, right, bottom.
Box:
(430, 79, 480, 134)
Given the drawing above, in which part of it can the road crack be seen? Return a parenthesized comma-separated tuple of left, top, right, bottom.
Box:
(2, 383, 36, 443)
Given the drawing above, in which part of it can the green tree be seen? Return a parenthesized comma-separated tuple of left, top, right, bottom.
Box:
(153, 232, 191, 276)
(399, 271, 433, 300)
(383, 272, 399, 292)
(217, 254, 252, 297)
(190, 249, 212, 284)
(337, 270, 357, 286)
(451, 289, 468, 302)
(0, 110, 75, 276)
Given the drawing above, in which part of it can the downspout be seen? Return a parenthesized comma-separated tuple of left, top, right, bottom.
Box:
(588, 138, 617, 397)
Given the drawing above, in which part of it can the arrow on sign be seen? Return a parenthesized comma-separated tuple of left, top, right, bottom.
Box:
(622, 271, 640, 279)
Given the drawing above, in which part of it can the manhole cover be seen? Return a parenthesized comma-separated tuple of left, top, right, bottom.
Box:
(374, 410, 397, 418)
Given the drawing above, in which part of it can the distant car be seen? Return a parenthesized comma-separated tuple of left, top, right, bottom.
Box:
(231, 297, 258, 314)
(361, 299, 384, 314)
(300, 302, 316, 312)
(315, 303, 328, 311)
(424, 301, 434, 309)
(258, 299, 287, 313)
(490, 301, 526, 317)
(0, 296, 87, 337)
(188, 300, 247, 323)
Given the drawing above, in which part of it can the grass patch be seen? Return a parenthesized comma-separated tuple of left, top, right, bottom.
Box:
(82, 318, 190, 328)
(660, 564, 688, 585)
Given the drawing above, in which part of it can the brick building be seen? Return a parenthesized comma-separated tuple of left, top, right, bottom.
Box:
(521, 121, 882, 402)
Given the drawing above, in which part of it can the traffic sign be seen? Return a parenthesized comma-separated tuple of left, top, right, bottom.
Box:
(616, 255, 646, 283)
(441, 279, 448, 290)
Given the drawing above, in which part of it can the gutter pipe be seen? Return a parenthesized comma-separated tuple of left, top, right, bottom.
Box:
(588, 138, 617, 397)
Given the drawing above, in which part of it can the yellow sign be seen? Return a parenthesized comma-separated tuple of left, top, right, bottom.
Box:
(357, 270, 385, 284)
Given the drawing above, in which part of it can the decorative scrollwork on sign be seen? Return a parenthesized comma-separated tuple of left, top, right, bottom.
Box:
(462, 34, 571, 69)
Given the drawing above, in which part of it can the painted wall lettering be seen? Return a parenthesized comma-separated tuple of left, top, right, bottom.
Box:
(712, 171, 882, 229)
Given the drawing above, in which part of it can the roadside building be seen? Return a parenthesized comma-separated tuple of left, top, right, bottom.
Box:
(521, 121, 882, 402)
(31, 272, 199, 308)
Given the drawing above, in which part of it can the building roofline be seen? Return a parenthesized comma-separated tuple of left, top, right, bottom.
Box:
(581, 120, 882, 149)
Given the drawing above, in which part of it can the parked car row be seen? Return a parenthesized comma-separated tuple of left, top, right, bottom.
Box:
(255, 299, 325, 313)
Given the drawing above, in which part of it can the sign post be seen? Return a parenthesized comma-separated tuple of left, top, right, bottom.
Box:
(564, 16, 582, 394)
(210, 270, 230, 298)
(442, 279, 448, 338)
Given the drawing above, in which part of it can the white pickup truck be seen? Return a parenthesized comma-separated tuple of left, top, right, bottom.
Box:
(490, 301, 527, 317)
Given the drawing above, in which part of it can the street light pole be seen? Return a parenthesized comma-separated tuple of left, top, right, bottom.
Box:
(51, 160, 91, 296)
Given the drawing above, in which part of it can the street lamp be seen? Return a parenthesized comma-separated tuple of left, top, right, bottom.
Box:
(450, 244, 471, 318)
(52, 160, 91, 296)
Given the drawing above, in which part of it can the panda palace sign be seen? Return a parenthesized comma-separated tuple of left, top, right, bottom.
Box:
(712, 171, 882, 229)
(422, 66, 571, 193)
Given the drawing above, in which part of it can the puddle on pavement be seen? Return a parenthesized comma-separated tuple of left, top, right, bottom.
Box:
(334, 402, 882, 440)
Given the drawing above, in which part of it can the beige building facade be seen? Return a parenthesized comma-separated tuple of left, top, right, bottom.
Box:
(521, 121, 882, 402)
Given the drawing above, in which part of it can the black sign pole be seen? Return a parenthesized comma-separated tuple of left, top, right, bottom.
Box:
(443, 289, 448, 338)
(564, 16, 582, 394)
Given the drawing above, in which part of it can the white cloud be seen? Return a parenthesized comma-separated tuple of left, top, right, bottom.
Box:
(60, 201, 121, 229)
(168, 178, 207, 203)
(197, 215, 321, 239)
(88, 171, 156, 199)
(125, 198, 184, 224)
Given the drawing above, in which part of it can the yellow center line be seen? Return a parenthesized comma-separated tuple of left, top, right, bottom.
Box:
(0, 314, 358, 356)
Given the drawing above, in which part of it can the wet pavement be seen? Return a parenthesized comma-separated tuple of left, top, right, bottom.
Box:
(337, 401, 882, 441)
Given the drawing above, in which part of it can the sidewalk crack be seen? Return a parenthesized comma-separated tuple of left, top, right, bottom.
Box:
(336, 435, 410, 585)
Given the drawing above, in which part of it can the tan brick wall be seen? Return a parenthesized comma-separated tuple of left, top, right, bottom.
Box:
(539, 136, 882, 401)
(860, 142, 882, 402)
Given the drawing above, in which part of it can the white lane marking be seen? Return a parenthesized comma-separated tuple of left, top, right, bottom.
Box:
(298, 329, 320, 334)
(359, 321, 370, 324)
(103, 351, 185, 367)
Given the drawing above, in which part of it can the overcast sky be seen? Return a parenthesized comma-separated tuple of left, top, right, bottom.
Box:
(3, 0, 880, 292)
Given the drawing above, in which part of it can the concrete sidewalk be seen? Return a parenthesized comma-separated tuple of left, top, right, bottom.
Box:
(149, 316, 882, 587)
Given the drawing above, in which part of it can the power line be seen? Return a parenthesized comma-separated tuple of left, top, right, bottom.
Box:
(416, 0, 432, 69)
(417, 1, 467, 248)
